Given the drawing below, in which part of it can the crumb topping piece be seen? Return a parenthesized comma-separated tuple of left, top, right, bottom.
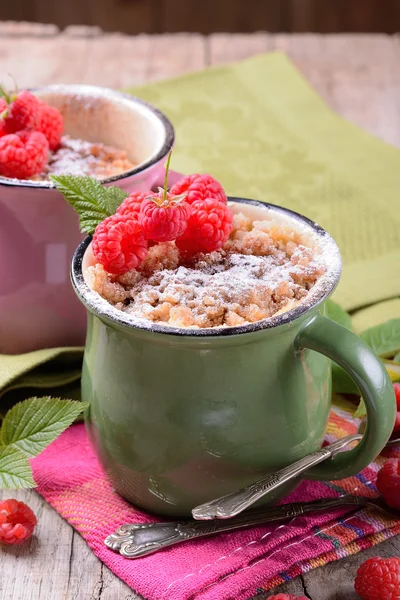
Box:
(87, 212, 326, 329)
(33, 135, 135, 180)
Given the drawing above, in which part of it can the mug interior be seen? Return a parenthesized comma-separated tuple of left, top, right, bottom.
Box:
(74, 199, 342, 337)
(0, 85, 174, 188)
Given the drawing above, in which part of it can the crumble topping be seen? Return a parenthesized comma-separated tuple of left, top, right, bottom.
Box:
(86, 212, 326, 328)
(33, 135, 135, 180)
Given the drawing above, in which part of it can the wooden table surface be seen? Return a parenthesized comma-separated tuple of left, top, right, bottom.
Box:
(0, 23, 399, 600)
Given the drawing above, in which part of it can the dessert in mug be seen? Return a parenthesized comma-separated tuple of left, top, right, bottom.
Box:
(57, 158, 328, 329)
(0, 88, 134, 180)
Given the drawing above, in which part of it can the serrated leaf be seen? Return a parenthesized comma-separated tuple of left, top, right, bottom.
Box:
(0, 446, 35, 489)
(51, 175, 127, 234)
(0, 397, 89, 458)
(360, 319, 400, 358)
(325, 299, 352, 330)
(102, 185, 129, 215)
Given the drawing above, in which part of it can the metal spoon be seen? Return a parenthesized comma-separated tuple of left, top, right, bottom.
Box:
(105, 494, 398, 559)
(191, 434, 400, 520)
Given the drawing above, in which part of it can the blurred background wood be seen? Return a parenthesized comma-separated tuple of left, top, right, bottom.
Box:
(1, 0, 400, 35)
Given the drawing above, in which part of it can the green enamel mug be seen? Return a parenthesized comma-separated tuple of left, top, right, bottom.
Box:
(71, 198, 396, 517)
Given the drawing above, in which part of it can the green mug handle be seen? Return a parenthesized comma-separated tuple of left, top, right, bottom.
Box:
(296, 314, 396, 480)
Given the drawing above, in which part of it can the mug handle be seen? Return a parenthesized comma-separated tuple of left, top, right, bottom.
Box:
(296, 314, 396, 480)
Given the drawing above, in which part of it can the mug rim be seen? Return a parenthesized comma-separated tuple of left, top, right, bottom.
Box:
(0, 84, 175, 190)
(71, 198, 342, 337)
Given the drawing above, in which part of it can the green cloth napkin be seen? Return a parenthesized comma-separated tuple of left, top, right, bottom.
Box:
(0, 348, 83, 412)
(1, 52, 399, 403)
(131, 52, 400, 312)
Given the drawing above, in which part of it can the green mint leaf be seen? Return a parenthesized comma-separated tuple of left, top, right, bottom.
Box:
(0, 446, 35, 489)
(360, 319, 400, 358)
(325, 299, 352, 330)
(354, 399, 367, 419)
(0, 397, 89, 458)
(51, 175, 128, 234)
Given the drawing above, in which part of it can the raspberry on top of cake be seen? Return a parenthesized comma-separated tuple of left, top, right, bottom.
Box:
(54, 156, 327, 330)
(87, 210, 326, 328)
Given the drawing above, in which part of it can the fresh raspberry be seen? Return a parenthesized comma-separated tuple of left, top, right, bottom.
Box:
(0, 499, 37, 545)
(36, 102, 63, 150)
(0, 98, 7, 137)
(116, 191, 149, 218)
(92, 213, 148, 275)
(0, 130, 49, 179)
(354, 556, 400, 600)
(394, 383, 400, 411)
(170, 173, 227, 205)
(176, 197, 233, 254)
(139, 189, 191, 242)
(3, 90, 41, 133)
(376, 459, 400, 510)
(266, 595, 308, 600)
(393, 411, 400, 433)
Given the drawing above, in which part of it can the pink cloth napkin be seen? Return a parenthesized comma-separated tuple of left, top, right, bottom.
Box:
(32, 401, 400, 600)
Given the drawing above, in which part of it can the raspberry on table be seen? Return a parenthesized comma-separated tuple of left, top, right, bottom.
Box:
(354, 556, 400, 600)
(36, 102, 63, 151)
(376, 458, 400, 510)
(266, 595, 308, 600)
(139, 190, 191, 242)
(116, 191, 149, 218)
(92, 213, 148, 275)
(394, 383, 400, 411)
(0, 130, 49, 179)
(176, 196, 233, 254)
(0, 499, 37, 545)
(0, 97, 7, 137)
(3, 90, 41, 134)
(170, 173, 227, 205)
(393, 411, 400, 433)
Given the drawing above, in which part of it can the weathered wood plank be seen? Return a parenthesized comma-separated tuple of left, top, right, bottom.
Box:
(270, 33, 400, 148)
(0, 489, 140, 600)
(80, 34, 153, 88)
(0, 35, 91, 88)
(209, 32, 271, 64)
(0, 20, 59, 36)
(144, 33, 207, 82)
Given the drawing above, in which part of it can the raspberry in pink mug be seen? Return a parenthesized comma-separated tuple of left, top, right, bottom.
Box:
(0, 84, 174, 354)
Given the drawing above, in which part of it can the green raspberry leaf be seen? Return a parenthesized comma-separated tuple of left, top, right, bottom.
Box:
(360, 319, 400, 358)
(0, 397, 89, 458)
(51, 175, 128, 234)
(0, 446, 35, 489)
(325, 299, 352, 330)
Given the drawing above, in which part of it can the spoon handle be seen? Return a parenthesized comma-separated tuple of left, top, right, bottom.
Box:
(105, 495, 367, 559)
(192, 433, 362, 520)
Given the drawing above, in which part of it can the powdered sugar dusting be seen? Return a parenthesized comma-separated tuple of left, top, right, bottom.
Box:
(32, 135, 135, 181)
(85, 208, 330, 329)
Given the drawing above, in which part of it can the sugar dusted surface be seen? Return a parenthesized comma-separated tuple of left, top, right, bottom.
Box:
(33, 135, 135, 181)
(86, 211, 328, 329)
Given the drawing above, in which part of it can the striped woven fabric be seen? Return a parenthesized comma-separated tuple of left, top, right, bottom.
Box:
(32, 396, 400, 600)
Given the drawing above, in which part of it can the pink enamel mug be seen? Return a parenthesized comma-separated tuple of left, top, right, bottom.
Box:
(0, 84, 175, 354)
